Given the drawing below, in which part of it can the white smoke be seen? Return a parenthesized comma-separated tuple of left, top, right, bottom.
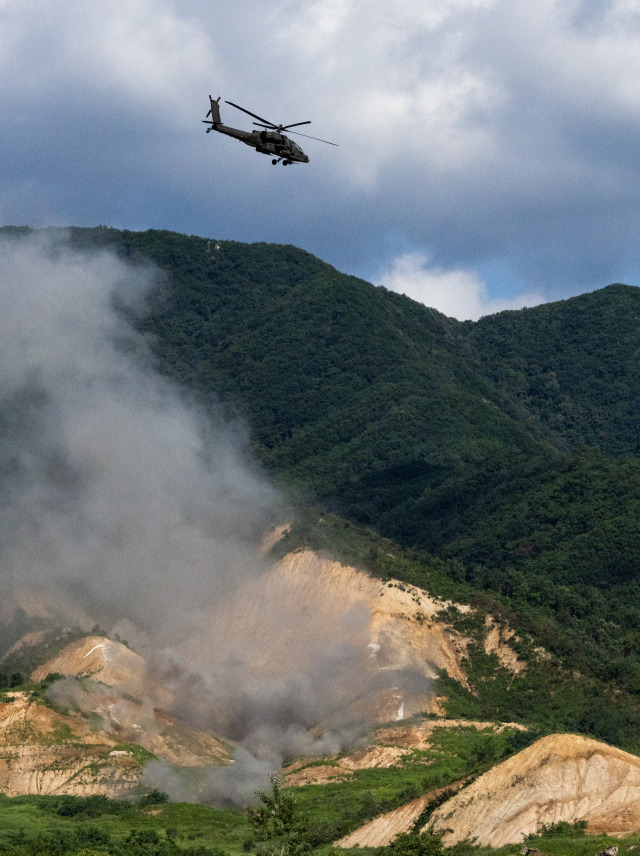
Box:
(0, 230, 382, 805)
(0, 230, 280, 639)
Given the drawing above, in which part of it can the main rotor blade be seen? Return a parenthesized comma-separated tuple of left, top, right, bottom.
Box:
(289, 129, 339, 146)
(225, 101, 276, 128)
(252, 121, 312, 132)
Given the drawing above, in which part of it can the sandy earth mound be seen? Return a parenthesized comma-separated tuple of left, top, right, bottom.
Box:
(32, 636, 152, 695)
(429, 733, 640, 846)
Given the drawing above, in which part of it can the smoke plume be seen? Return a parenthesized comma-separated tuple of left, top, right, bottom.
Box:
(0, 231, 380, 804)
(0, 231, 280, 633)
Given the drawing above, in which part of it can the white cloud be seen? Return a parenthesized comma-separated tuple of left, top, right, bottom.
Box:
(0, 0, 216, 121)
(380, 251, 544, 320)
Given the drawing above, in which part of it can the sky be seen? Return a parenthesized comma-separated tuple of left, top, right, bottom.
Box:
(2, 0, 640, 319)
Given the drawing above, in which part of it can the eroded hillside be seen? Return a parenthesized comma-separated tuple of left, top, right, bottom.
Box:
(430, 733, 640, 846)
(0, 547, 529, 801)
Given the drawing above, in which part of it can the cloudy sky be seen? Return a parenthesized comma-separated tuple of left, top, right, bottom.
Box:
(2, 0, 640, 318)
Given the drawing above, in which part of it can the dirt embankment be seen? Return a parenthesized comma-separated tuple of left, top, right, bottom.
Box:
(0, 694, 139, 797)
(430, 733, 640, 846)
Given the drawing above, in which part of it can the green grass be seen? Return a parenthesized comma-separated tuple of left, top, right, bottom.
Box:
(0, 792, 250, 854)
(0, 725, 530, 854)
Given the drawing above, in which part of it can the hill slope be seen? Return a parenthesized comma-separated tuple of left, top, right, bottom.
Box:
(430, 733, 640, 846)
(3, 226, 640, 742)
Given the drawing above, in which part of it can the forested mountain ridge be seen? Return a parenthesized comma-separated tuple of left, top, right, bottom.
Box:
(469, 283, 640, 455)
(3, 225, 640, 745)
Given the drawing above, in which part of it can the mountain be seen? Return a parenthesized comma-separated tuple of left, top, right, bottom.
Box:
(2, 226, 640, 741)
(2, 225, 640, 854)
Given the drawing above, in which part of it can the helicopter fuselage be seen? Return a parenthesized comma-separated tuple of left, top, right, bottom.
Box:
(206, 122, 309, 164)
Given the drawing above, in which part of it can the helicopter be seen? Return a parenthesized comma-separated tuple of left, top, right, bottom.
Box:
(202, 96, 337, 165)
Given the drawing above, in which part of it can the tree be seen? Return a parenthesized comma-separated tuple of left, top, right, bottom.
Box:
(248, 773, 312, 856)
(386, 831, 444, 856)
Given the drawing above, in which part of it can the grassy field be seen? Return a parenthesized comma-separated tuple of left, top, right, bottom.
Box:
(0, 792, 249, 854)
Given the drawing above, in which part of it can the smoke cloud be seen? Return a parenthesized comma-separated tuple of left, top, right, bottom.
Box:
(0, 230, 280, 636)
(0, 231, 383, 805)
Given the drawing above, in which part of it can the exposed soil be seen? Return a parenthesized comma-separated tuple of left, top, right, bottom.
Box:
(336, 782, 469, 848)
(430, 733, 640, 846)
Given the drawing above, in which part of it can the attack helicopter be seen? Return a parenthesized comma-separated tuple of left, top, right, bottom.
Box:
(202, 96, 337, 165)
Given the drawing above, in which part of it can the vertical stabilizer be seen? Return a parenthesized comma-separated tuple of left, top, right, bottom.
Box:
(208, 95, 222, 124)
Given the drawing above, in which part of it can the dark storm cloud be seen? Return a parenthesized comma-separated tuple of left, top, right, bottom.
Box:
(2, 0, 640, 317)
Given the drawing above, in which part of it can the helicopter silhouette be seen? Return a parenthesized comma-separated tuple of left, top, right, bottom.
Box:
(202, 96, 337, 165)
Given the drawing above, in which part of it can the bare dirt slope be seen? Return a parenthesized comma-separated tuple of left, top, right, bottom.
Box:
(277, 551, 468, 687)
(30, 636, 229, 768)
(271, 551, 526, 703)
(174, 548, 479, 729)
(429, 733, 640, 846)
(336, 781, 470, 849)
(282, 551, 530, 718)
(31, 636, 159, 699)
(0, 637, 231, 796)
(0, 694, 139, 796)
(338, 794, 437, 848)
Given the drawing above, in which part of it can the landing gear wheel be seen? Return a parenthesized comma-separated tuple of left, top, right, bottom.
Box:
(272, 159, 278, 165)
